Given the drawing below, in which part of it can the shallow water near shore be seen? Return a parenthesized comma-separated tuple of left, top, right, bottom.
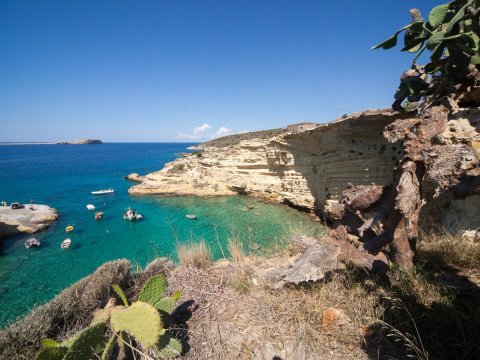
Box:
(0, 143, 322, 327)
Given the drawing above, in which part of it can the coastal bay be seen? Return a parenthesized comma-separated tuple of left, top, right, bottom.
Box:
(0, 143, 323, 327)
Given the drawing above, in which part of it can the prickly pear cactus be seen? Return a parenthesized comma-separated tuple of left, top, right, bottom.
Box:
(155, 290, 182, 315)
(91, 307, 112, 325)
(36, 346, 68, 360)
(63, 322, 106, 360)
(112, 284, 129, 306)
(372, 0, 480, 109)
(41, 338, 60, 347)
(155, 335, 183, 359)
(101, 334, 117, 360)
(110, 301, 165, 348)
(138, 274, 168, 305)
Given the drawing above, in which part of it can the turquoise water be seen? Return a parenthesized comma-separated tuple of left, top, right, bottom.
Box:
(0, 143, 322, 327)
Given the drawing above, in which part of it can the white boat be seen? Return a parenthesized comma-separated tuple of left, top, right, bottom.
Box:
(86, 204, 96, 211)
(123, 208, 142, 221)
(91, 188, 114, 195)
(186, 214, 197, 219)
(61, 238, 71, 249)
(25, 238, 41, 248)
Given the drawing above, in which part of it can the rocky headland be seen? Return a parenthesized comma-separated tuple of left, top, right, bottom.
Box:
(56, 139, 102, 145)
(0, 204, 58, 240)
(128, 108, 480, 232)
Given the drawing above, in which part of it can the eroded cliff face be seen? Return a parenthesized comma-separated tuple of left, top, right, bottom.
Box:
(129, 108, 480, 230)
(129, 109, 402, 208)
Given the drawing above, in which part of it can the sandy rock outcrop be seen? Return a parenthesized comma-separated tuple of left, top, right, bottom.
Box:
(0, 204, 58, 240)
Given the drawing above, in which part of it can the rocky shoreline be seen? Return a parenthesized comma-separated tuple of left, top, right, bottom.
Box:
(0, 204, 58, 240)
(128, 108, 480, 232)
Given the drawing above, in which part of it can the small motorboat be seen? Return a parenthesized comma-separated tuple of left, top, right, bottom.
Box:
(61, 238, 71, 249)
(186, 214, 197, 219)
(123, 208, 142, 221)
(95, 211, 104, 220)
(25, 238, 41, 248)
(86, 204, 95, 211)
(91, 189, 114, 195)
(65, 225, 74, 233)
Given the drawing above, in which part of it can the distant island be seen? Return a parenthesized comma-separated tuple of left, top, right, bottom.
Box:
(56, 139, 102, 145)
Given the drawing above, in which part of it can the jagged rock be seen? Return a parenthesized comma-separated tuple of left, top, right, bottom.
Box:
(268, 236, 389, 288)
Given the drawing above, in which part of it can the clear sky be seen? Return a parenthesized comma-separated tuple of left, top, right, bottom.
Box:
(0, 0, 439, 142)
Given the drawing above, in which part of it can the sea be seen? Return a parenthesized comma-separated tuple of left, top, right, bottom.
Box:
(0, 143, 323, 328)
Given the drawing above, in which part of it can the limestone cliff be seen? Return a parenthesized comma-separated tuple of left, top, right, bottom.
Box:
(129, 108, 480, 231)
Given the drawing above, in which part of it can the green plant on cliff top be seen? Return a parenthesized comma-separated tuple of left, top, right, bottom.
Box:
(36, 274, 183, 360)
(373, 0, 480, 108)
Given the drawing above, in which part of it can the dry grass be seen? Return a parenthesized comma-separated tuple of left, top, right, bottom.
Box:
(177, 240, 212, 269)
(418, 230, 480, 270)
(168, 265, 385, 360)
(227, 236, 244, 263)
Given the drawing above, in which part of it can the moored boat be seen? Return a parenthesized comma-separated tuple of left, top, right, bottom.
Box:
(25, 238, 41, 248)
(186, 214, 197, 219)
(61, 238, 71, 249)
(91, 188, 114, 195)
(95, 211, 104, 220)
(123, 207, 142, 221)
(86, 204, 95, 211)
(65, 225, 74, 233)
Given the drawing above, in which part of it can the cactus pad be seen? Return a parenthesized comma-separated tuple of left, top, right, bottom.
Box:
(63, 322, 106, 360)
(155, 336, 182, 359)
(101, 334, 117, 360)
(91, 308, 112, 325)
(112, 284, 129, 306)
(41, 338, 60, 348)
(36, 346, 68, 360)
(138, 274, 168, 305)
(111, 301, 165, 348)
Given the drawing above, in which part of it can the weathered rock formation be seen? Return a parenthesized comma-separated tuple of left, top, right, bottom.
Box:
(0, 204, 58, 240)
(129, 108, 480, 232)
(267, 235, 389, 289)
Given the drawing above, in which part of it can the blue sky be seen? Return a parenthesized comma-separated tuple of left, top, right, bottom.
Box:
(0, 0, 439, 142)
